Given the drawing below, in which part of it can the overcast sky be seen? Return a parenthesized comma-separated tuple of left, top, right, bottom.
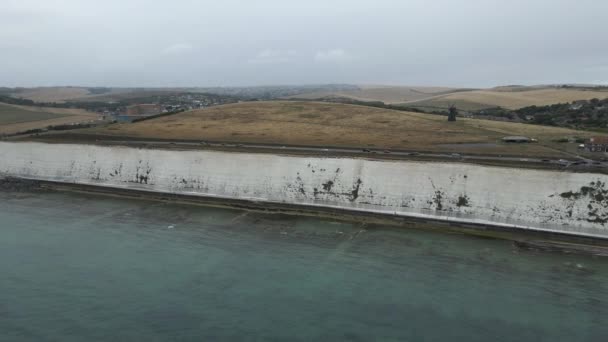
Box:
(1, 0, 607, 88)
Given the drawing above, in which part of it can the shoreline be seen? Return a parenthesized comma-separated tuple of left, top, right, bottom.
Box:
(4, 177, 608, 256)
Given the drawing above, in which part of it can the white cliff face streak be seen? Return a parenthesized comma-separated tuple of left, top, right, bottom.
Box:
(2, 141, 608, 238)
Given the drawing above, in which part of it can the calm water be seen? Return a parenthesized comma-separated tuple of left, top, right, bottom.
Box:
(1, 191, 607, 341)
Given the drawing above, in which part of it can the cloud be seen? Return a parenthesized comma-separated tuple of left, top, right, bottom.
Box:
(314, 49, 351, 63)
(161, 43, 194, 56)
(584, 65, 608, 72)
(248, 49, 297, 64)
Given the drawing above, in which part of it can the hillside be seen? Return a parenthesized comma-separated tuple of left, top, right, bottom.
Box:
(0, 103, 98, 135)
(75, 101, 594, 157)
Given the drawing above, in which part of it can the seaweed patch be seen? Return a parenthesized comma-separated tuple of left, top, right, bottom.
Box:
(456, 195, 471, 207)
(558, 180, 608, 224)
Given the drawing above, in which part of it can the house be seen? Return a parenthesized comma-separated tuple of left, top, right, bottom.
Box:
(585, 137, 608, 152)
(570, 100, 586, 110)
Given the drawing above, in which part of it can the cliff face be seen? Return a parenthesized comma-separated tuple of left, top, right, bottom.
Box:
(2, 141, 608, 238)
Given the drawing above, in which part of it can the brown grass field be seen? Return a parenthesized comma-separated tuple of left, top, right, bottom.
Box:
(79, 101, 596, 157)
(0, 103, 98, 135)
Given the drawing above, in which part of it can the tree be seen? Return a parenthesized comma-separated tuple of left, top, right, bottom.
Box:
(448, 105, 457, 122)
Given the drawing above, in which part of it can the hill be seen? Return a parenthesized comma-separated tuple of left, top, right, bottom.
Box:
(75, 101, 594, 157)
(0, 103, 98, 135)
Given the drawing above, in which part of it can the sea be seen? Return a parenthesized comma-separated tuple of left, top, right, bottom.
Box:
(1, 190, 607, 341)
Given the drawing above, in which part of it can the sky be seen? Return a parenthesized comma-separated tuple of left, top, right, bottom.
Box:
(1, 0, 607, 88)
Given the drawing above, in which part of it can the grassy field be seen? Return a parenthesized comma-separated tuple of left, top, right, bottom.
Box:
(0, 103, 98, 135)
(76, 101, 596, 157)
(404, 88, 608, 110)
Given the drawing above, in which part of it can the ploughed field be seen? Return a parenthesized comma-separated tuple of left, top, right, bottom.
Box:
(0, 103, 97, 135)
(77, 101, 593, 157)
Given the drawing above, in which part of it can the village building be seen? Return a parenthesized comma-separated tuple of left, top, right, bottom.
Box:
(585, 136, 608, 152)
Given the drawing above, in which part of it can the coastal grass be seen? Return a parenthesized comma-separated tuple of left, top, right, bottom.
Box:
(77, 101, 595, 157)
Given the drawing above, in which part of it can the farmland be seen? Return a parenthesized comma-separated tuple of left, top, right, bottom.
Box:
(0, 103, 98, 135)
(8, 87, 134, 103)
(288, 86, 468, 104)
(286, 85, 608, 111)
(0, 103, 70, 124)
(403, 87, 608, 111)
(6, 85, 608, 112)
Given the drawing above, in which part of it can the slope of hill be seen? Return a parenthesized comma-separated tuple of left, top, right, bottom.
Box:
(75, 101, 592, 157)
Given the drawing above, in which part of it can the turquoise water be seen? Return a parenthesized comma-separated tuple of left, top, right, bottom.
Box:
(1, 191, 607, 341)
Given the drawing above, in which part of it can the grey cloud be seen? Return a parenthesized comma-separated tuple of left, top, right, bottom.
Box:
(1, 0, 607, 87)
